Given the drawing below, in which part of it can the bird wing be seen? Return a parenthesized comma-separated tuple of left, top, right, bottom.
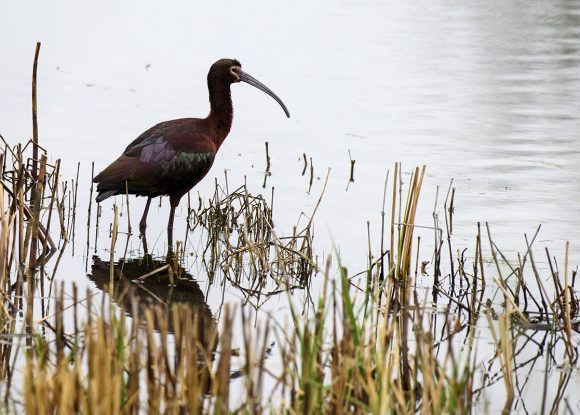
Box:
(123, 119, 190, 159)
(94, 118, 217, 198)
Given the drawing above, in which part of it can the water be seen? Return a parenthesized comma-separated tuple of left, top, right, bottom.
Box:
(2, 0, 579, 259)
(1, 0, 579, 412)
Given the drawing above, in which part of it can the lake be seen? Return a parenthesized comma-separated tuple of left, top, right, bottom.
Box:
(1, 0, 579, 412)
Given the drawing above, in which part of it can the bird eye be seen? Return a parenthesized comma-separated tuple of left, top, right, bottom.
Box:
(231, 67, 241, 77)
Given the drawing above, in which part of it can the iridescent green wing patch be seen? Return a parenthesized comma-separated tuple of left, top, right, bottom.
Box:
(169, 151, 215, 177)
(178, 151, 215, 165)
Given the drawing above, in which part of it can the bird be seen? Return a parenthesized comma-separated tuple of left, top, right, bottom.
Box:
(93, 58, 290, 251)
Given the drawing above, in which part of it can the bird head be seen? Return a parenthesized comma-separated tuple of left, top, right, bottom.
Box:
(209, 58, 242, 83)
(209, 58, 290, 118)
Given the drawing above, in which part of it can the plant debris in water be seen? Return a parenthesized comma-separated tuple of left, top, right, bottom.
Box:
(189, 180, 317, 305)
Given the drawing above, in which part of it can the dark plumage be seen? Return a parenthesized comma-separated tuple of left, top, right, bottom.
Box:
(93, 58, 289, 251)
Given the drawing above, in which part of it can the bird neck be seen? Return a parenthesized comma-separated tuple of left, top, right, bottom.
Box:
(207, 81, 233, 146)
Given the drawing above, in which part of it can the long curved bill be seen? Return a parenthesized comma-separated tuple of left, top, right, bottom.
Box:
(238, 71, 290, 118)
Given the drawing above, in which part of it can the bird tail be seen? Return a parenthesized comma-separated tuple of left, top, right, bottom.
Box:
(95, 190, 118, 203)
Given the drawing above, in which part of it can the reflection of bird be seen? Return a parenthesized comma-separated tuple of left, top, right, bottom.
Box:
(93, 59, 290, 251)
(88, 255, 216, 345)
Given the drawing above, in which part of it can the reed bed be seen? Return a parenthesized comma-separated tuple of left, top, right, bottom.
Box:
(0, 132, 76, 327)
(1, 155, 576, 413)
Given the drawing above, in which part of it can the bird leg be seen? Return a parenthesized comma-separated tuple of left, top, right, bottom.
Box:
(139, 196, 152, 236)
(167, 202, 177, 256)
(142, 233, 149, 256)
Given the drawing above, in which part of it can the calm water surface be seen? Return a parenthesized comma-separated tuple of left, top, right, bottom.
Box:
(1, 0, 579, 412)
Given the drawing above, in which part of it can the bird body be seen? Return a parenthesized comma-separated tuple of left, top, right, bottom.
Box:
(93, 59, 289, 251)
(94, 118, 217, 204)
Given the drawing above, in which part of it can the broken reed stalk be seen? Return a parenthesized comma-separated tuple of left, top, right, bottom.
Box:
(124, 180, 131, 235)
(70, 162, 80, 242)
(39, 159, 60, 266)
(86, 162, 94, 264)
(444, 182, 456, 285)
(348, 149, 355, 183)
(264, 141, 271, 173)
(389, 162, 398, 277)
(308, 157, 314, 193)
(30, 42, 41, 197)
(109, 204, 119, 296)
(563, 241, 573, 357)
(3, 186, 14, 287)
(396, 165, 425, 281)
(23, 155, 46, 272)
(29, 42, 41, 270)
(486, 307, 515, 410)
(379, 169, 389, 283)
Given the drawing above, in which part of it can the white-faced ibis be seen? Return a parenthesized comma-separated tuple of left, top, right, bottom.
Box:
(93, 59, 290, 251)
